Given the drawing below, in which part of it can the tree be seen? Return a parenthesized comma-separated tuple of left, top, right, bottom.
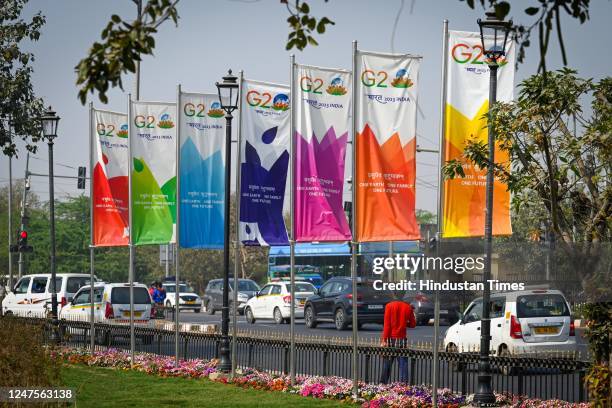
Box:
(445, 69, 610, 291)
(75, 0, 334, 104)
(459, 0, 591, 73)
(416, 209, 436, 225)
(0, 0, 46, 157)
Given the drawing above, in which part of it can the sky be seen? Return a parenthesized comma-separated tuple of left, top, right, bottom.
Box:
(2, 0, 611, 213)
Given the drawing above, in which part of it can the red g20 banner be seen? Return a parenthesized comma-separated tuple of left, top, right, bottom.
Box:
(91, 108, 129, 246)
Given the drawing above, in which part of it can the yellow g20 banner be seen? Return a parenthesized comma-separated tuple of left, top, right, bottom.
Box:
(442, 30, 515, 238)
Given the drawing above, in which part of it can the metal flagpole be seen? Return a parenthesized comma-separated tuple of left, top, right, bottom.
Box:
(289, 55, 297, 386)
(174, 84, 182, 367)
(351, 40, 359, 398)
(8, 154, 13, 292)
(89, 102, 96, 353)
(432, 19, 449, 408)
(127, 94, 136, 365)
(231, 71, 244, 378)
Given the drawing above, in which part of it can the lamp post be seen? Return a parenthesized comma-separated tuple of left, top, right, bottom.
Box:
(41, 106, 60, 340)
(474, 9, 512, 406)
(215, 70, 239, 373)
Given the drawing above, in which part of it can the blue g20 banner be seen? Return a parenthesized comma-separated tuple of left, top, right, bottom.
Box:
(178, 91, 225, 248)
(238, 79, 290, 246)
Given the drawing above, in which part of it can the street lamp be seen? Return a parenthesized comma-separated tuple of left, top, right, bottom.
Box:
(474, 9, 512, 406)
(215, 70, 240, 373)
(41, 106, 60, 341)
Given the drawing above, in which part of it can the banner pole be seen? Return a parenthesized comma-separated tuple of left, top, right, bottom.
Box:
(175, 84, 182, 367)
(127, 94, 135, 366)
(432, 19, 449, 408)
(231, 71, 244, 378)
(289, 54, 297, 386)
(89, 102, 95, 353)
(351, 39, 359, 399)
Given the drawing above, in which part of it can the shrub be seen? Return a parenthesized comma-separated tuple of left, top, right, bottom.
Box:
(0, 317, 60, 387)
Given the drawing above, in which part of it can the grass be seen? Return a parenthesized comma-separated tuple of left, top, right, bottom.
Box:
(62, 365, 351, 408)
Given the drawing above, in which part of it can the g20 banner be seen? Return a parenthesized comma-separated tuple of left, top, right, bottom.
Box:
(91, 108, 129, 246)
(239, 79, 290, 246)
(294, 64, 351, 242)
(129, 101, 177, 245)
(441, 31, 515, 238)
(355, 50, 421, 242)
(178, 91, 225, 249)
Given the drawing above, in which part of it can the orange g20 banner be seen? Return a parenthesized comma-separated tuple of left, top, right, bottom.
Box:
(355, 50, 421, 242)
(442, 31, 515, 238)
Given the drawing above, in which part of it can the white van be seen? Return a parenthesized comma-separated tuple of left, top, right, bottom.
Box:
(444, 289, 576, 356)
(59, 283, 154, 324)
(1, 273, 96, 317)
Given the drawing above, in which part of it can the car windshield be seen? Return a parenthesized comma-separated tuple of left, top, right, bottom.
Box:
(164, 284, 193, 293)
(516, 294, 570, 318)
(111, 287, 151, 304)
(286, 283, 316, 293)
(231, 281, 259, 292)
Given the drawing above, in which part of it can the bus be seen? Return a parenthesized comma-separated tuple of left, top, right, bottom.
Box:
(268, 265, 324, 288)
(268, 241, 422, 284)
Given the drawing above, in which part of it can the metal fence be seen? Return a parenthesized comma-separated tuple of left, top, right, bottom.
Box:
(16, 316, 591, 403)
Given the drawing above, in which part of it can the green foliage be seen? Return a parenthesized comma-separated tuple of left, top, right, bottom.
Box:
(0, 317, 60, 387)
(283, 1, 335, 51)
(75, 0, 180, 104)
(459, 0, 591, 72)
(415, 209, 436, 225)
(584, 363, 611, 408)
(582, 302, 612, 364)
(0, 0, 46, 157)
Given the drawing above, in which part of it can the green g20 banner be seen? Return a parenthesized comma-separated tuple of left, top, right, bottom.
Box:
(129, 100, 177, 245)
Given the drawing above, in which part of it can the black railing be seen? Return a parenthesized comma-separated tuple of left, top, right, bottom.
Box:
(14, 316, 591, 403)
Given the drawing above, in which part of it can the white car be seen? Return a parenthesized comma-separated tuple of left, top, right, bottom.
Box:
(162, 282, 202, 312)
(443, 289, 576, 356)
(2, 273, 97, 317)
(59, 283, 154, 344)
(245, 281, 316, 325)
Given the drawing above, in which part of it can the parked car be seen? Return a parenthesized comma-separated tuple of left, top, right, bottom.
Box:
(59, 282, 154, 344)
(303, 277, 393, 331)
(1, 273, 98, 317)
(203, 278, 260, 315)
(162, 282, 202, 312)
(443, 289, 576, 357)
(402, 290, 462, 326)
(244, 281, 316, 324)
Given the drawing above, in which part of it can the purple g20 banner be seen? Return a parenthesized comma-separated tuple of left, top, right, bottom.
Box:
(294, 64, 351, 242)
(238, 79, 290, 246)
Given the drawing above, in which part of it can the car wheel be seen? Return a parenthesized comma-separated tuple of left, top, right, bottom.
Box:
(446, 343, 463, 371)
(193, 308, 201, 313)
(238, 309, 244, 316)
(206, 300, 215, 315)
(273, 307, 284, 325)
(245, 307, 255, 324)
(304, 306, 317, 329)
(335, 308, 348, 331)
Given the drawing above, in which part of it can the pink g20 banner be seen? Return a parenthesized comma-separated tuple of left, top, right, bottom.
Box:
(294, 64, 351, 242)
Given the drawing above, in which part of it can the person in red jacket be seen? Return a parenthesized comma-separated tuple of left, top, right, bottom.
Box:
(380, 294, 416, 383)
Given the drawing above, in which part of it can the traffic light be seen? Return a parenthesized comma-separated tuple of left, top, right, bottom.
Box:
(77, 166, 86, 189)
(17, 230, 33, 253)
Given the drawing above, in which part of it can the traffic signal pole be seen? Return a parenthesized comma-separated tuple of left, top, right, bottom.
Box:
(18, 152, 30, 279)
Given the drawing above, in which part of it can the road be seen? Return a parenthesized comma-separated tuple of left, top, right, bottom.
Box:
(171, 310, 589, 356)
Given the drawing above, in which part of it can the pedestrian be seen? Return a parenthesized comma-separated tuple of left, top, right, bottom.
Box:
(149, 282, 156, 299)
(379, 292, 416, 384)
(157, 282, 166, 304)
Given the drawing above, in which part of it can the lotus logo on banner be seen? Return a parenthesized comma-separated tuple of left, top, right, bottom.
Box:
(294, 64, 351, 242)
(239, 79, 290, 246)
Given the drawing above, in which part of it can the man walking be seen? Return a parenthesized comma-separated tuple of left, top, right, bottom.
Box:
(379, 293, 416, 383)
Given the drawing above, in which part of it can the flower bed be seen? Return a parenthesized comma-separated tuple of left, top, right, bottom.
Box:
(52, 347, 590, 408)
